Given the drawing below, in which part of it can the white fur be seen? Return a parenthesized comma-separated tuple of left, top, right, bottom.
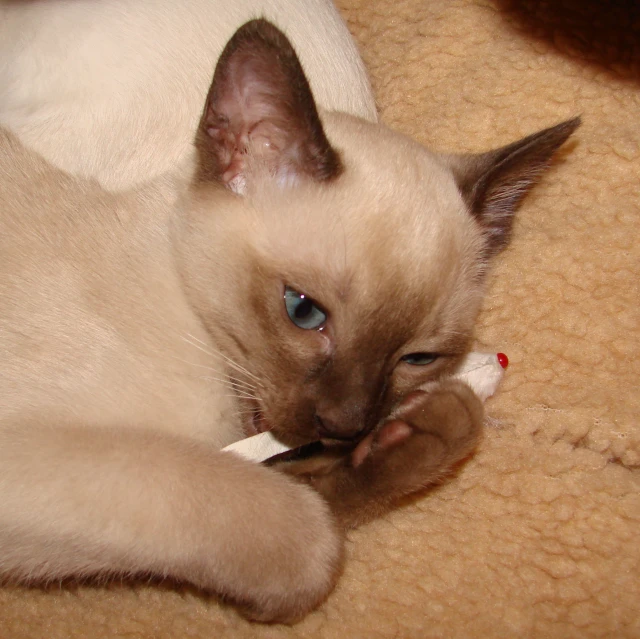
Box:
(0, 0, 377, 189)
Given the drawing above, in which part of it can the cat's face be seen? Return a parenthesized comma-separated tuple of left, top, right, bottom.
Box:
(178, 19, 578, 445)
(193, 117, 487, 443)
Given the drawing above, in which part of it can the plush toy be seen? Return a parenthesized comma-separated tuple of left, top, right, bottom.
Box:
(223, 351, 509, 463)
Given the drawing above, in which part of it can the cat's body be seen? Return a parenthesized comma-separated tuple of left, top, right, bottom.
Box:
(0, 0, 376, 189)
(0, 135, 233, 445)
(0, 3, 579, 624)
(0, 110, 481, 622)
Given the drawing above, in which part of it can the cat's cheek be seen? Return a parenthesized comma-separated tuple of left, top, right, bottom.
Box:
(316, 328, 333, 357)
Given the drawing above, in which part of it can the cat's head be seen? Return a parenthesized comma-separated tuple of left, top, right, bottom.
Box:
(177, 19, 579, 445)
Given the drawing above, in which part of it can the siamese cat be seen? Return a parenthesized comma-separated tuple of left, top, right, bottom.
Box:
(0, 16, 579, 625)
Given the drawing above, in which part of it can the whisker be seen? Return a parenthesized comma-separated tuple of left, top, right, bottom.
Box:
(205, 374, 257, 393)
(215, 353, 263, 386)
(223, 393, 263, 402)
(169, 356, 256, 392)
(182, 331, 214, 351)
(196, 374, 247, 390)
(175, 330, 269, 394)
(226, 375, 258, 391)
(197, 374, 258, 394)
(169, 352, 259, 393)
(184, 333, 264, 386)
(231, 410, 262, 422)
(180, 334, 222, 360)
(226, 360, 262, 385)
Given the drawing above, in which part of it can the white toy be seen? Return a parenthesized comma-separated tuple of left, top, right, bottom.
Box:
(223, 351, 509, 463)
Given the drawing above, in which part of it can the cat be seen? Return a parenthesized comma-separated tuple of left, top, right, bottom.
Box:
(0, 14, 579, 625)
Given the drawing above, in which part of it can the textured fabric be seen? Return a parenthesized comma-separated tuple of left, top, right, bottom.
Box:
(1, 0, 638, 637)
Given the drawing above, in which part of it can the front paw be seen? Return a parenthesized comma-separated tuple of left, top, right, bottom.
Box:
(351, 380, 483, 491)
(224, 475, 343, 623)
(276, 380, 483, 528)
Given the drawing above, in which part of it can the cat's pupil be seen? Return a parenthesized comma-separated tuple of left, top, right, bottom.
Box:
(401, 352, 438, 366)
(295, 297, 313, 319)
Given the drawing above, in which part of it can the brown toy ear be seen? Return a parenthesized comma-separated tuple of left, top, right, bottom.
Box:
(195, 19, 342, 193)
(447, 117, 581, 256)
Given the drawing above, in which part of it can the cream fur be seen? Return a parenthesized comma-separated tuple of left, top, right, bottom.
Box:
(0, 1, 577, 624)
(0, 0, 376, 189)
(0, 105, 487, 620)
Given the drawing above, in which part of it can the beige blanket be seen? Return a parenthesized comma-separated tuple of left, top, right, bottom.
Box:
(1, 0, 638, 636)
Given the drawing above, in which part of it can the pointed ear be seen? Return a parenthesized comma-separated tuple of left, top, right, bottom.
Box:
(447, 117, 581, 256)
(194, 19, 342, 193)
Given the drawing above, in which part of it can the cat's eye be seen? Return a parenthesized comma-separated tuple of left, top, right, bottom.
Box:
(401, 352, 439, 366)
(284, 287, 327, 330)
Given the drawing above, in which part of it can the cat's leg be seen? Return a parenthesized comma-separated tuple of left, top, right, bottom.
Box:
(0, 422, 342, 622)
(274, 380, 483, 529)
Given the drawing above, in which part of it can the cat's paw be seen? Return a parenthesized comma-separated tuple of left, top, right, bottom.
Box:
(219, 472, 343, 624)
(350, 379, 483, 489)
(276, 380, 483, 529)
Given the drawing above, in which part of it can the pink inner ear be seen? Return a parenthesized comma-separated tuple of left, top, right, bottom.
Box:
(205, 115, 296, 191)
(205, 108, 247, 188)
(195, 19, 342, 189)
(205, 55, 307, 189)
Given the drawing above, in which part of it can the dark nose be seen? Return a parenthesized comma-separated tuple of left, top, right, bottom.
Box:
(313, 409, 368, 441)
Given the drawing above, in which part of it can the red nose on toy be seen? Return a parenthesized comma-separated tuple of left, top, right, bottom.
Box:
(497, 352, 509, 369)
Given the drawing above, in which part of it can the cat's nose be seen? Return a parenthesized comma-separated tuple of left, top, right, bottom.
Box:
(313, 411, 367, 441)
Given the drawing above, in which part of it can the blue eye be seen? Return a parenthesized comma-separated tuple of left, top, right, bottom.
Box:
(284, 287, 327, 330)
(401, 353, 439, 366)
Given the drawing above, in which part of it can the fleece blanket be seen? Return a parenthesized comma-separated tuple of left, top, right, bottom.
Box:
(1, 0, 638, 637)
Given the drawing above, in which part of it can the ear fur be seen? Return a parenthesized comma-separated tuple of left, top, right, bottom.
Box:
(195, 19, 342, 193)
(448, 117, 581, 256)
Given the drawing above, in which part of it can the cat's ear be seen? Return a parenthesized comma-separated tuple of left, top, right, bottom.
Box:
(447, 117, 581, 256)
(195, 19, 342, 193)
